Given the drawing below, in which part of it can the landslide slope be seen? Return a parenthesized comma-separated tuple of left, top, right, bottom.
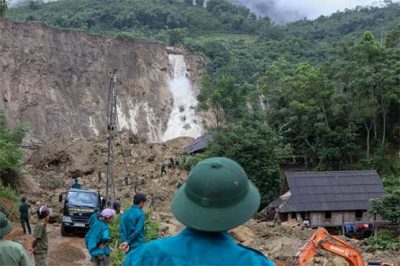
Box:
(0, 20, 172, 144)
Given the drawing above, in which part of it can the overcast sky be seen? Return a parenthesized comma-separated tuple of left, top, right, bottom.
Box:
(233, 0, 395, 23)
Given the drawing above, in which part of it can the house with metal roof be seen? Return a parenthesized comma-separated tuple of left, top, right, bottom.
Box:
(184, 133, 213, 154)
(270, 170, 387, 230)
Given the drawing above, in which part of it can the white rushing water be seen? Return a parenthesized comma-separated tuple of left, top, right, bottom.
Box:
(116, 100, 162, 142)
(162, 54, 202, 141)
(259, 94, 266, 112)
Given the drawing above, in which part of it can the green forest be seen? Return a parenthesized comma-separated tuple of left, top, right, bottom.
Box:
(4, 0, 400, 228)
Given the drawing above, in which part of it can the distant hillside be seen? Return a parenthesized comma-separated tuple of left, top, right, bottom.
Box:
(8, 0, 267, 37)
(7, 0, 400, 81)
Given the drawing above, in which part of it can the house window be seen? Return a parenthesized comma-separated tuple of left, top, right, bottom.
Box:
(325, 211, 332, 220)
(355, 210, 363, 220)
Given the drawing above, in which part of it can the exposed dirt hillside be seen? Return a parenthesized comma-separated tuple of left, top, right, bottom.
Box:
(0, 20, 173, 144)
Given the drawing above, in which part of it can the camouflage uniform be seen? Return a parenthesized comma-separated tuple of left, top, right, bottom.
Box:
(33, 220, 48, 266)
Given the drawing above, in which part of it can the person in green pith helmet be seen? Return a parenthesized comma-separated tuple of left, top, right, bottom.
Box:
(0, 211, 32, 266)
(123, 157, 275, 266)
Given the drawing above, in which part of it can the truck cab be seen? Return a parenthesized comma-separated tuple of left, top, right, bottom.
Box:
(60, 188, 101, 236)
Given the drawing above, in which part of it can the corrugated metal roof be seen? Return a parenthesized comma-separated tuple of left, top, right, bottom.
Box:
(279, 170, 386, 213)
(184, 133, 213, 154)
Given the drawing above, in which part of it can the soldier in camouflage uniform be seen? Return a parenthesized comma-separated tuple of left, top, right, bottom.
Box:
(31, 206, 50, 266)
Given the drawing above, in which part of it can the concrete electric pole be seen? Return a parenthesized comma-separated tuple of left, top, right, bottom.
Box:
(106, 69, 117, 202)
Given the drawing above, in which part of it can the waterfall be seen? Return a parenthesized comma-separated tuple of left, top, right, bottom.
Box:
(116, 100, 162, 142)
(116, 99, 140, 134)
(259, 94, 266, 112)
(162, 54, 202, 141)
(88, 116, 99, 136)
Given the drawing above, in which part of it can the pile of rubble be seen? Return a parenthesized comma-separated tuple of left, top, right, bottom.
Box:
(20, 132, 190, 213)
(16, 133, 399, 265)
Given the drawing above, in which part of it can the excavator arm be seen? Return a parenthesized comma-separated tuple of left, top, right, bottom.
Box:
(296, 227, 364, 266)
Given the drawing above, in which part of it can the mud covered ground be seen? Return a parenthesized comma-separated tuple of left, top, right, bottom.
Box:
(6, 133, 399, 266)
(8, 224, 90, 266)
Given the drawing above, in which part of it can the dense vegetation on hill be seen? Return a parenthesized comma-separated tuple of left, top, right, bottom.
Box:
(8, 0, 268, 36)
(5, 1, 400, 211)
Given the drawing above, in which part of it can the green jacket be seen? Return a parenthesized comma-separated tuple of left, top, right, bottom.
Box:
(0, 239, 32, 266)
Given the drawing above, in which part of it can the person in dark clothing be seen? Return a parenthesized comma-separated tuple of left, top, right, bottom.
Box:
(101, 197, 107, 208)
(71, 178, 81, 189)
(19, 197, 31, 234)
(108, 197, 113, 208)
(97, 171, 102, 183)
(112, 198, 121, 214)
(169, 158, 175, 169)
(160, 163, 166, 176)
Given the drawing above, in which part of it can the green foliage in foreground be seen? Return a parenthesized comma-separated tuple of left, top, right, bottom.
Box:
(0, 111, 28, 187)
(0, 183, 19, 219)
(109, 211, 160, 266)
(0, 0, 7, 18)
(0, 183, 19, 202)
(371, 192, 400, 224)
(366, 229, 400, 251)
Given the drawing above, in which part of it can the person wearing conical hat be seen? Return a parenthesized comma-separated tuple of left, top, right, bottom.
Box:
(123, 157, 275, 266)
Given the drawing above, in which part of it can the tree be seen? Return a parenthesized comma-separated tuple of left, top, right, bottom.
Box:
(198, 75, 247, 126)
(0, 111, 28, 187)
(371, 192, 400, 224)
(0, 0, 7, 18)
(259, 59, 357, 169)
(204, 114, 288, 206)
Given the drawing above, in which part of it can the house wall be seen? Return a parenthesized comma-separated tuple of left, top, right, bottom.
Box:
(280, 211, 387, 227)
(309, 211, 386, 227)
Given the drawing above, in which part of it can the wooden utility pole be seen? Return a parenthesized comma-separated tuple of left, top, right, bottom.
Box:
(106, 69, 117, 202)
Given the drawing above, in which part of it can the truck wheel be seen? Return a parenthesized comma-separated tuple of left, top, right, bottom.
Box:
(61, 224, 69, 236)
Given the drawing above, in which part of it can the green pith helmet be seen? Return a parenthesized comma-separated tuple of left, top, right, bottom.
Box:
(171, 157, 260, 232)
(0, 212, 12, 238)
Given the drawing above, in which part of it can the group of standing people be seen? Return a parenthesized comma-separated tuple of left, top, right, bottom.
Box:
(0, 203, 51, 266)
(160, 157, 180, 176)
(1, 157, 275, 266)
(85, 157, 276, 266)
(85, 193, 147, 266)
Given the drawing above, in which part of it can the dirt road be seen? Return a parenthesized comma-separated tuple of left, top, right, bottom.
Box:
(47, 224, 91, 266)
(15, 223, 91, 266)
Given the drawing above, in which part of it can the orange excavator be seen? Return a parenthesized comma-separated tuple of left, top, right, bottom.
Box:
(296, 228, 393, 266)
